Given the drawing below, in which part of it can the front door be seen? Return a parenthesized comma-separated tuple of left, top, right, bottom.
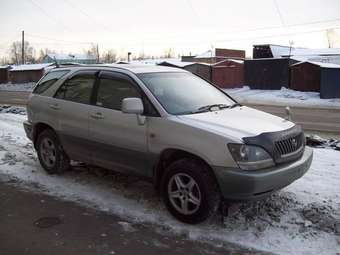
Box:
(89, 71, 150, 176)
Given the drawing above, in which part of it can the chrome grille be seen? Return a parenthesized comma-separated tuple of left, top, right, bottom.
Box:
(275, 134, 304, 156)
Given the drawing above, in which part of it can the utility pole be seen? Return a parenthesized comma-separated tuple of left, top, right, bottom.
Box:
(96, 44, 99, 63)
(21, 30, 25, 65)
(288, 40, 294, 58)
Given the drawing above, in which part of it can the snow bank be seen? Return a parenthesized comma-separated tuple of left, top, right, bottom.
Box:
(225, 86, 340, 109)
(0, 112, 339, 255)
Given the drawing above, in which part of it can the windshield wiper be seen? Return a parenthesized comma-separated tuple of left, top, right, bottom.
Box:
(191, 103, 242, 114)
(192, 104, 230, 113)
(228, 103, 242, 109)
(185, 103, 242, 115)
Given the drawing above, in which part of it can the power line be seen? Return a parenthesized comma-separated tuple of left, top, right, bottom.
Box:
(212, 26, 340, 44)
(25, 24, 336, 50)
(25, 33, 93, 45)
(185, 0, 201, 21)
(60, 0, 114, 35)
(273, 0, 285, 26)
(145, 17, 340, 43)
(26, 0, 74, 34)
(17, 0, 340, 46)
(18, 25, 340, 49)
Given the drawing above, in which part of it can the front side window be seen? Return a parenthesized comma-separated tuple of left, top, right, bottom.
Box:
(138, 72, 234, 115)
(33, 70, 69, 94)
(55, 74, 95, 104)
(95, 77, 140, 111)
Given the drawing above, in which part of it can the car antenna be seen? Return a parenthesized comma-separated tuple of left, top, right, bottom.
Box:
(53, 57, 60, 68)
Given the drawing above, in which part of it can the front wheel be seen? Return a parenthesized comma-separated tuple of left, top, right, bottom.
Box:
(161, 159, 221, 224)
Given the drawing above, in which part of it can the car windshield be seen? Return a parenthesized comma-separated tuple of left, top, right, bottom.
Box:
(138, 72, 235, 115)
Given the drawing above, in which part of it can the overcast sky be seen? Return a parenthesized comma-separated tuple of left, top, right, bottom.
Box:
(1, 0, 340, 59)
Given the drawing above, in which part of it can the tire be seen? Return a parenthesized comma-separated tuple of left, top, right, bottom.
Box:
(36, 129, 70, 174)
(161, 158, 221, 224)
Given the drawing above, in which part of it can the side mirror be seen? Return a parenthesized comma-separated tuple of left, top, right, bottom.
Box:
(122, 98, 144, 115)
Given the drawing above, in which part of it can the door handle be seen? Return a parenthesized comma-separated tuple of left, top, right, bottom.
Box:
(49, 103, 60, 110)
(90, 112, 105, 119)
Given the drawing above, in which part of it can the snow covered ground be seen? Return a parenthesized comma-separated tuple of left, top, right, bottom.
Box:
(0, 82, 35, 92)
(0, 111, 339, 255)
(224, 86, 340, 109)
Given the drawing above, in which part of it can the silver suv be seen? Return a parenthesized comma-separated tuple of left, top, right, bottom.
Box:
(24, 64, 313, 224)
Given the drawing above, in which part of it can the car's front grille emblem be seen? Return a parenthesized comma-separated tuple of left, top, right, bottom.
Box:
(275, 134, 303, 156)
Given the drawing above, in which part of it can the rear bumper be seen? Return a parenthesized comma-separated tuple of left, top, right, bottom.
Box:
(212, 146, 313, 201)
(23, 121, 33, 141)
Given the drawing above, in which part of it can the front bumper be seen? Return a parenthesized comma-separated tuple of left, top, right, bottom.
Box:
(23, 121, 33, 141)
(212, 146, 313, 201)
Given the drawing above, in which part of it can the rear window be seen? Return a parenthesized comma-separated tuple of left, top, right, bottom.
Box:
(55, 74, 95, 104)
(33, 70, 69, 94)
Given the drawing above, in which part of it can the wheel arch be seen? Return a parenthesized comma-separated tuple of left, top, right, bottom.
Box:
(153, 148, 218, 192)
(32, 122, 55, 147)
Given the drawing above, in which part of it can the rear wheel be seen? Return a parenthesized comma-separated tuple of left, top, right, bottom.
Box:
(36, 129, 70, 174)
(161, 158, 221, 224)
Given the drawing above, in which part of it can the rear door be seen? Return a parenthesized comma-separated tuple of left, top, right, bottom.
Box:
(89, 71, 150, 176)
(54, 71, 97, 163)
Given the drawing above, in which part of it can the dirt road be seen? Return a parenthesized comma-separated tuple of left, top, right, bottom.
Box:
(0, 90, 339, 134)
(0, 91, 30, 105)
(248, 104, 340, 135)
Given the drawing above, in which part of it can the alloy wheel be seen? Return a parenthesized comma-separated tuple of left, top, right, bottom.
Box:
(167, 173, 202, 215)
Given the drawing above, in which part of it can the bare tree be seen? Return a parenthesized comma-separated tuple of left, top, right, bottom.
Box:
(9, 41, 35, 64)
(101, 49, 117, 63)
(0, 57, 10, 65)
(85, 43, 99, 62)
(326, 29, 340, 48)
(162, 48, 175, 58)
(37, 48, 55, 63)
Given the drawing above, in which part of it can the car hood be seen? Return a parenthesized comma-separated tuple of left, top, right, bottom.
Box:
(176, 106, 295, 141)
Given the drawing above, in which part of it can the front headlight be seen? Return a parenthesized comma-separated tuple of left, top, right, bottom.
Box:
(228, 144, 275, 170)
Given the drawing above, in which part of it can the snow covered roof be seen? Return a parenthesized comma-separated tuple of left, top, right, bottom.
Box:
(10, 63, 54, 71)
(269, 45, 340, 58)
(158, 60, 195, 67)
(194, 50, 246, 60)
(291, 61, 340, 68)
(115, 61, 130, 64)
(0, 65, 10, 69)
(46, 53, 96, 60)
(194, 50, 215, 58)
(219, 59, 244, 64)
(129, 58, 183, 65)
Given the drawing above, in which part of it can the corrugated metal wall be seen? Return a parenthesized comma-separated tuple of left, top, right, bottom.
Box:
(215, 48, 245, 59)
(290, 62, 320, 92)
(212, 60, 244, 88)
(0, 69, 8, 83)
(245, 58, 295, 90)
(320, 68, 340, 99)
(184, 64, 211, 81)
(181, 56, 196, 62)
(9, 70, 44, 83)
(252, 45, 273, 59)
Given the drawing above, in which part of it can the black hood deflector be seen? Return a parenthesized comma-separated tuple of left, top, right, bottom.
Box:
(242, 125, 304, 164)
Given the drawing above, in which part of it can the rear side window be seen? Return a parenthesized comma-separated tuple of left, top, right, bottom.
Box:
(33, 70, 69, 94)
(55, 74, 95, 104)
(96, 77, 140, 110)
